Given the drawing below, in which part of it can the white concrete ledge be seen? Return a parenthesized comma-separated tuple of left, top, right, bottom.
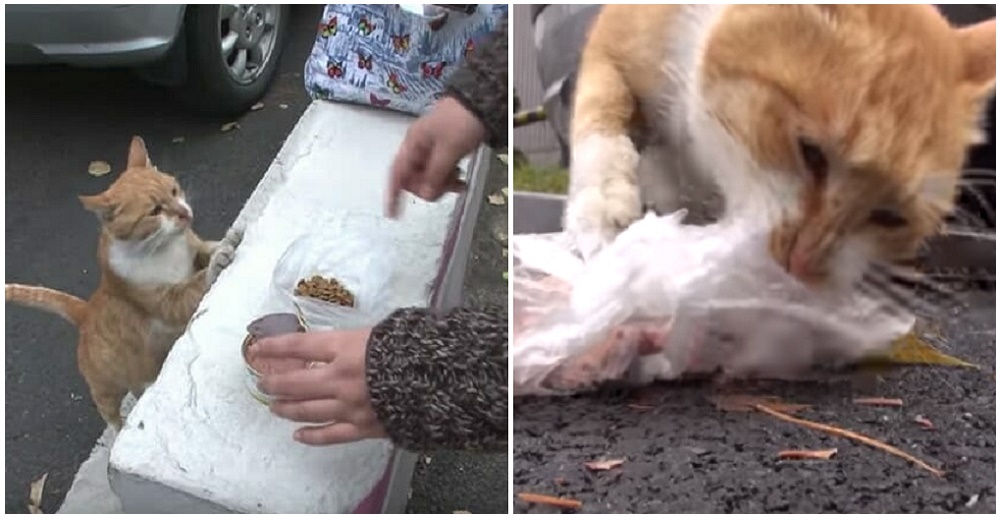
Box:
(108, 101, 473, 513)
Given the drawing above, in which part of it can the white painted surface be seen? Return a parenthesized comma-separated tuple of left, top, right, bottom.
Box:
(107, 101, 461, 513)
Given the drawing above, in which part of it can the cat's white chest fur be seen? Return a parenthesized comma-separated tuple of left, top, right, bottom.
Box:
(108, 235, 195, 286)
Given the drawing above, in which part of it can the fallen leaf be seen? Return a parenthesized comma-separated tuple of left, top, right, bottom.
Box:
(28, 473, 47, 513)
(863, 333, 977, 368)
(502, 271, 509, 281)
(87, 161, 111, 177)
(913, 415, 935, 430)
(778, 448, 838, 460)
(250, 102, 265, 111)
(517, 492, 582, 510)
(584, 458, 625, 471)
(221, 122, 240, 132)
(495, 230, 508, 244)
(501, 248, 508, 258)
(501, 187, 509, 197)
(172, 136, 185, 144)
(487, 192, 506, 205)
(497, 153, 509, 166)
(279, 103, 289, 109)
(755, 403, 945, 478)
(709, 394, 812, 414)
(853, 397, 904, 407)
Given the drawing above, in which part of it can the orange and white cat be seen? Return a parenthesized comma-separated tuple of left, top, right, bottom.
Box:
(566, 5, 995, 291)
(6, 136, 240, 429)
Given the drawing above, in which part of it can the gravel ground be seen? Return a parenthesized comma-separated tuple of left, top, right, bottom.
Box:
(513, 291, 995, 514)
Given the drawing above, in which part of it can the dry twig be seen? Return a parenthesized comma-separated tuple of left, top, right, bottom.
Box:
(754, 404, 944, 478)
(517, 492, 583, 510)
(778, 448, 838, 460)
(853, 397, 904, 407)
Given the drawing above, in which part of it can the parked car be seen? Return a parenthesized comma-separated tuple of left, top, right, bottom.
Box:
(5, 4, 289, 117)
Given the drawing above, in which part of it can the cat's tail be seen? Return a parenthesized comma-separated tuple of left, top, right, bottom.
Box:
(5, 284, 87, 326)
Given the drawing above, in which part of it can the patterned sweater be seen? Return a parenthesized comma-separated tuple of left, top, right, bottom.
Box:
(443, 13, 509, 148)
(365, 305, 508, 452)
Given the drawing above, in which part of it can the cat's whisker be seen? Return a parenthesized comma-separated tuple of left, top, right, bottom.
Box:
(946, 204, 992, 228)
(859, 263, 959, 320)
(958, 168, 997, 184)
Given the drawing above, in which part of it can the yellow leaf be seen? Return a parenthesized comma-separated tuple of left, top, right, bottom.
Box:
(502, 271, 508, 281)
(487, 192, 506, 206)
(28, 472, 47, 513)
(501, 187, 509, 198)
(497, 153, 509, 166)
(87, 161, 111, 177)
(221, 122, 240, 132)
(862, 333, 977, 368)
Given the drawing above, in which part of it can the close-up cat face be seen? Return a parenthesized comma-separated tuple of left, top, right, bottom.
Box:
(79, 137, 193, 243)
(698, 4, 995, 290)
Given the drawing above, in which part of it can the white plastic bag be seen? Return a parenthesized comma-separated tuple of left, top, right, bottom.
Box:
(265, 216, 397, 331)
(512, 211, 915, 396)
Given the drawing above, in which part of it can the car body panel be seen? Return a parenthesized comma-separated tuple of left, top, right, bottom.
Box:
(5, 4, 186, 67)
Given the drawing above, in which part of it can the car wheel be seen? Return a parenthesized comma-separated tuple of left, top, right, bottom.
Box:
(179, 4, 289, 117)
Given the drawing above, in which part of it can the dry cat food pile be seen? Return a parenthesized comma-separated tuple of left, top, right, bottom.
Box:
(295, 275, 356, 307)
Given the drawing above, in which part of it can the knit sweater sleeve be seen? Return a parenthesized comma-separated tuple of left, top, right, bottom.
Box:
(443, 14, 509, 148)
(365, 304, 508, 452)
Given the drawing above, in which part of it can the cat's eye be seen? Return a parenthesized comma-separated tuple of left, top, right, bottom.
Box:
(868, 208, 908, 228)
(171, 187, 179, 196)
(797, 137, 828, 182)
(150, 205, 163, 216)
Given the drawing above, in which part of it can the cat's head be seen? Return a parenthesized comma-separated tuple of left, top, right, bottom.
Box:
(79, 136, 193, 243)
(698, 5, 995, 290)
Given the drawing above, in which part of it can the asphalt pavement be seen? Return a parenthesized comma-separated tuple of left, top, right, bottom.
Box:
(5, 5, 505, 514)
(513, 292, 995, 513)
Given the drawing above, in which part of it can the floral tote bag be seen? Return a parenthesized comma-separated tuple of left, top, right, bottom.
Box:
(304, 4, 508, 116)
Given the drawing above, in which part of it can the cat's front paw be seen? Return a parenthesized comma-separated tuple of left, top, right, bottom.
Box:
(565, 179, 642, 259)
(565, 134, 642, 259)
(206, 227, 244, 287)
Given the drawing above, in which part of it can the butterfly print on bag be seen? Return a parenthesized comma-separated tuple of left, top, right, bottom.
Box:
(357, 52, 373, 71)
(326, 60, 345, 78)
(391, 33, 411, 53)
(357, 15, 376, 36)
(386, 72, 408, 94)
(319, 17, 338, 38)
(420, 61, 447, 79)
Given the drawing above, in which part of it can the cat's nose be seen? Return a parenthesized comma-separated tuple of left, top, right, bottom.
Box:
(174, 206, 192, 222)
(788, 247, 821, 284)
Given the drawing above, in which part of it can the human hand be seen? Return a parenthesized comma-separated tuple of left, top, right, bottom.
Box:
(386, 96, 487, 218)
(250, 328, 389, 446)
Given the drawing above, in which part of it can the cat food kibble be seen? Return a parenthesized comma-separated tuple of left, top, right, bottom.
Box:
(294, 275, 356, 307)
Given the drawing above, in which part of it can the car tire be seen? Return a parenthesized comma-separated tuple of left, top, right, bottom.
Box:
(178, 4, 289, 117)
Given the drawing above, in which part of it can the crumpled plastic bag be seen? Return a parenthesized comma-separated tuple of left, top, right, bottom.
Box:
(512, 211, 915, 396)
(265, 216, 398, 331)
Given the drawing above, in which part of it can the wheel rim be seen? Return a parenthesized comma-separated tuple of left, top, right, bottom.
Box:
(218, 4, 280, 85)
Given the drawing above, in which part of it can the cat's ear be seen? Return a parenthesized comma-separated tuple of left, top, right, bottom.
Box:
(127, 136, 154, 169)
(79, 194, 118, 222)
(956, 19, 996, 97)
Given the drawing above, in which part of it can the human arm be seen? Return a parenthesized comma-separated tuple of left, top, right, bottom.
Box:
(365, 304, 508, 452)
